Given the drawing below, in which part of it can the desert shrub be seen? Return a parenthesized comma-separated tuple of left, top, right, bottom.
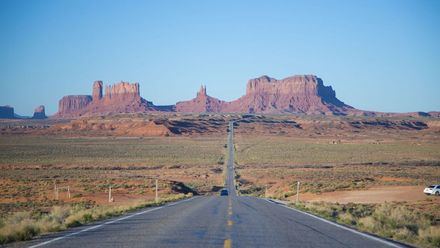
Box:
(239, 185, 264, 196)
(0, 194, 189, 244)
(295, 201, 439, 248)
(419, 226, 440, 248)
(338, 212, 356, 225)
(0, 212, 40, 244)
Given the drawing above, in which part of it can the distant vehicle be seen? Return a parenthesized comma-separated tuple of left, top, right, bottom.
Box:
(220, 189, 229, 196)
(424, 185, 440, 196)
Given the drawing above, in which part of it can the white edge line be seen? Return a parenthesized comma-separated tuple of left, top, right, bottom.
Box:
(28, 197, 198, 248)
(264, 199, 404, 248)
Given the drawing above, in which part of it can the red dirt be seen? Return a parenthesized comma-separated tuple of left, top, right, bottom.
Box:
(299, 186, 440, 204)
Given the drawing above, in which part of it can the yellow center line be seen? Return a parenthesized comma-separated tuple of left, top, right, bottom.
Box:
(224, 239, 232, 248)
(228, 220, 233, 226)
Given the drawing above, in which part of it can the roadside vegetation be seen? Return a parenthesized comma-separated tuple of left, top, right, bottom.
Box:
(294, 201, 440, 248)
(0, 194, 190, 244)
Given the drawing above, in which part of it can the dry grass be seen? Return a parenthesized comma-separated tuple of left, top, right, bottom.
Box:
(0, 136, 224, 167)
(0, 194, 189, 244)
(234, 134, 440, 197)
(295, 201, 440, 248)
(235, 136, 440, 166)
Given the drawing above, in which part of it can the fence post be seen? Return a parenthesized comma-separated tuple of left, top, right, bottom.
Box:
(296, 181, 300, 205)
(54, 183, 59, 200)
(155, 179, 159, 203)
(67, 186, 71, 199)
(154, 179, 159, 203)
(108, 185, 113, 203)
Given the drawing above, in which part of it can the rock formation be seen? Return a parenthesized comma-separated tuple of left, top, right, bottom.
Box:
(56, 81, 172, 118)
(104, 82, 139, 100)
(176, 85, 226, 113)
(58, 95, 93, 117)
(32, 105, 47, 119)
(177, 75, 354, 115)
(0, 105, 14, 119)
(92, 81, 103, 101)
(223, 75, 354, 115)
(53, 74, 438, 118)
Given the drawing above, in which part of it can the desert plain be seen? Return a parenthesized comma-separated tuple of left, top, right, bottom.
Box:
(0, 113, 439, 247)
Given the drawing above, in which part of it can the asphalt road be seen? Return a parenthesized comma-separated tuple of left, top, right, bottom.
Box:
(14, 121, 405, 248)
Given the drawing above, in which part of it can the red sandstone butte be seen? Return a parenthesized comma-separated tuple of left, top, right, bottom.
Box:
(54, 74, 437, 117)
(58, 95, 93, 116)
(56, 81, 173, 118)
(177, 75, 355, 115)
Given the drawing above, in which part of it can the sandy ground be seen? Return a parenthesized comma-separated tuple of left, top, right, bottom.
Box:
(299, 186, 440, 204)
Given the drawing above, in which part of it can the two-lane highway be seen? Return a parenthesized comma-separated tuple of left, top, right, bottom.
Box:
(16, 121, 405, 248)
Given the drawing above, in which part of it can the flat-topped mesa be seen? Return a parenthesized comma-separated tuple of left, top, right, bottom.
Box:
(58, 95, 93, 115)
(246, 75, 322, 95)
(220, 74, 353, 115)
(104, 81, 140, 100)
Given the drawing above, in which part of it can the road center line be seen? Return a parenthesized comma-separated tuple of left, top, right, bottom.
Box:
(29, 197, 198, 248)
(223, 239, 232, 248)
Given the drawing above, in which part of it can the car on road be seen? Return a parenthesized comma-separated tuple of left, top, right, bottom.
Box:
(424, 185, 440, 195)
(220, 189, 229, 196)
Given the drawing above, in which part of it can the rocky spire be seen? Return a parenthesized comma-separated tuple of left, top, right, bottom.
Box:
(92, 81, 103, 101)
(197, 85, 207, 97)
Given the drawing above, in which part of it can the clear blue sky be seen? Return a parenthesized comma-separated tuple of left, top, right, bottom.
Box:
(1, 0, 439, 115)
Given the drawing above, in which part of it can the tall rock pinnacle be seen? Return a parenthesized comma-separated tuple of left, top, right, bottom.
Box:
(93, 81, 103, 101)
(197, 85, 207, 97)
